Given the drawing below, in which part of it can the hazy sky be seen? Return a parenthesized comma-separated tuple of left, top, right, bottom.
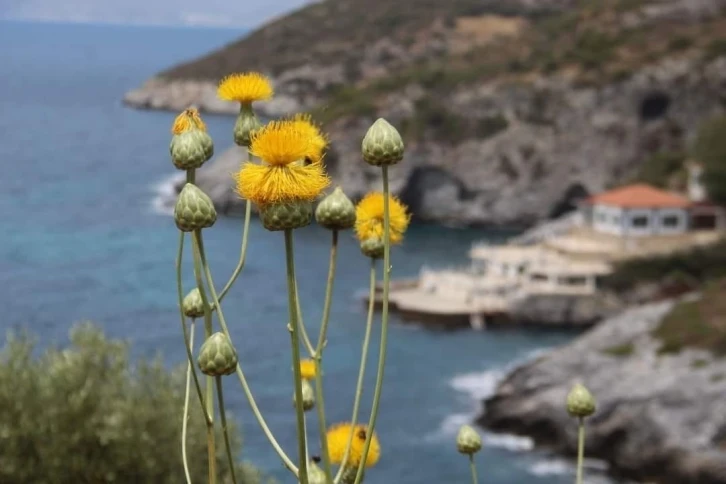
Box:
(0, 0, 314, 27)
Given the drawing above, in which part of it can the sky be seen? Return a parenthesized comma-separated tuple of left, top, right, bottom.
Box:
(0, 0, 315, 28)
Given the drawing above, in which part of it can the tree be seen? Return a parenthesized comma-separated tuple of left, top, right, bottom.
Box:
(693, 115, 726, 205)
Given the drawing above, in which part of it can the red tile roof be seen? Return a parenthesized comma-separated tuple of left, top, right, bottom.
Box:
(585, 184, 691, 208)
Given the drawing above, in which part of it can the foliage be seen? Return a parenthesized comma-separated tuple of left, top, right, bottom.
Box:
(704, 38, 726, 62)
(601, 342, 635, 357)
(0, 322, 267, 484)
(693, 115, 726, 205)
(634, 151, 686, 188)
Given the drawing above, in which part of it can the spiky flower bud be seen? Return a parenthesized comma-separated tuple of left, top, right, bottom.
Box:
(360, 237, 384, 259)
(566, 383, 596, 418)
(182, 288, 207, 318)
(315, 187, 356, 230)
(306, 459, 327, 484)
(456, 425, 482, 455)
(197, 332, 238, 377)
(361, 118, 404, 167)
(259, 201, 313, 231)
(233, 104, 263, 147)
(170, 129, 214, 170)
(293, 379, 315, 412)
(174, 183, 217, 232)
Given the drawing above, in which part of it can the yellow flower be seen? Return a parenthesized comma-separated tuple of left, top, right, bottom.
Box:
(236, 121, 330, 205)
(217, 72, 274, 104)
(326, 423, 380, 468)
(300, 359, 316, 380)
(354, 192, 410, 245)
(171, 108, 207, 134)
(289, 113, 328, 164)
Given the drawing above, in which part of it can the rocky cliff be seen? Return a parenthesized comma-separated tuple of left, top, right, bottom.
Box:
(127, 0, 726, 226)
(478, 295, 726, 483)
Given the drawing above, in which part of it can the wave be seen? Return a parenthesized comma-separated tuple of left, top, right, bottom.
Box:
(149, 172, 185, 216)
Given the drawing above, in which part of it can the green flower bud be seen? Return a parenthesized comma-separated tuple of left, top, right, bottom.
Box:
(361, 118, 404, 167)
(360, 237, 384, 259)
(233, 104, 262, 147)
(456, 425, 482, 455)
(259, 201, 313, 231)
(566, 383, 596, 418)
(293, 379, 315, 412)
(315, 187, 356, 230)
(307, 459, 327, 484)
(197, 332, 238, 377)
(182, 288, 207, 318)
(170, 129, 214, 170)
(174, 183, 217, 232)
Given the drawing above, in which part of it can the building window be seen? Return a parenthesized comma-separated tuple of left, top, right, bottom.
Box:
(531, 274, 548, 282)
(559, 276, 587, 286)
(661, 214, 680, 228)
(631, 215, 649, 228)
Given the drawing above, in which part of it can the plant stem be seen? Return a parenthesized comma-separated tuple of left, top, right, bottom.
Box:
(216, 376, 238, 484)
(469, 454, 479, 484)
(195, 231, 298, 476)
(295, 283, 316, 357)
(313, 230, 339, 483)
(575, 417, 585, 484)
(191, 231, 216, 484)
(334, 258, 377, 483)
(182, 318, 196, 484)
(284, 229, 309, 484)
(354, 165, 392, 484)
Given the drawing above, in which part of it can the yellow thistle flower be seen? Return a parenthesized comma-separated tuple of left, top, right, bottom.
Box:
(355, 192, 410, 245)
(171, 108, 207, 134)
(249, 120, 314, 166)
(217, 72, 274, 104)
(326, 423, 380, 468)
(237, 162, 329, 205)
(289, 113, 328, 164)
(300, 359, 316, 380)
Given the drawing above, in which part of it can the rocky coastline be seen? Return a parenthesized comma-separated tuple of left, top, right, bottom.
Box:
(478, 297, 726, 484)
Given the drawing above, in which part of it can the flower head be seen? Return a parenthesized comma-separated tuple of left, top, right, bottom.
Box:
(289, 113, 328, 164)
(355, 192, 410, 245)
(217, 72, 274, 104)
(300, 359, 316, 380)
(326, 423, 380, 468)
(172, 108, 207, 134)
(250, 120, 314, 167)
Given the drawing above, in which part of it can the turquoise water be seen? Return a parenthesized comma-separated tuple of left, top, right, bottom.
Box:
(0, 21, 603, 483)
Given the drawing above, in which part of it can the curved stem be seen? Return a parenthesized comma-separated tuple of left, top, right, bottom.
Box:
(469, 454, 479, 484)
(334, 258, 376, 483)
(191, 232, 216, 484)
(182, 319, 196, 484)
(176, 232, 209, 424)
(354, 166, 392, 484)
(284, 229, 310, 484)
(313, 230, 338, 483)
(575, 417, 585, 484)
(195, 230, 298, 476)
(295, 284, 316, 357)
(216, 376, 238, 484)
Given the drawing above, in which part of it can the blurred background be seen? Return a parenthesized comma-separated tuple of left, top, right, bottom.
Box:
(2, 0, 726, 483)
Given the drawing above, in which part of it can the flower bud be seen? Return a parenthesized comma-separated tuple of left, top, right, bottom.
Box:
(233, 104, 263, 147)
(339, 465, 359, 484)
(197, 332, 238, 377)
(170, 129, 214, 170)
(259, 201, 313, 231)
(360, 237, 384, 259)
(182, 288, 207, 318)
(456, 425, 482, 455)
(174, 183, 217, 232)
(361, 118, 404, 167)
(315, 187, 356, 230)
(293, 379, 315, 412)
(566, 383, 596, 418)
(306, 459, 327, 484)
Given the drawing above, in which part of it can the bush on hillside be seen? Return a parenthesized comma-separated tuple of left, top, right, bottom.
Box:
(0, 322, 268, 484)
(693, 115, 726, 205)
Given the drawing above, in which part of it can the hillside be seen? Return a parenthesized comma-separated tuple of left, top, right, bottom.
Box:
(125, 0, 726, 226)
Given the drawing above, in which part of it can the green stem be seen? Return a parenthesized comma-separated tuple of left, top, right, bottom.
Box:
(284, 229, 309, 484)
(575, 417, 585, 484)
(176, 232, 209, 424)
(469, 454, 479, 484)
(195, 230, 298, 476)
(182, 319, 196, 484)
(216, 376, 238, 484)
(334, 258, 376, 484)
(354, 166, 392, 484)
(191, 232, 216, 484)
(313, 230, 338, 483)
(295, 283, 316, 357)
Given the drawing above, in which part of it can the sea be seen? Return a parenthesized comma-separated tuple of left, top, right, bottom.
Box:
(0, 21, 620, 484)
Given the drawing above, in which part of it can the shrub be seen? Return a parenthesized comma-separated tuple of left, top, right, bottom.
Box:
(0, 322, 267, 484)
(635, 150, 686, 188)
(693, 115, 726, 205)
